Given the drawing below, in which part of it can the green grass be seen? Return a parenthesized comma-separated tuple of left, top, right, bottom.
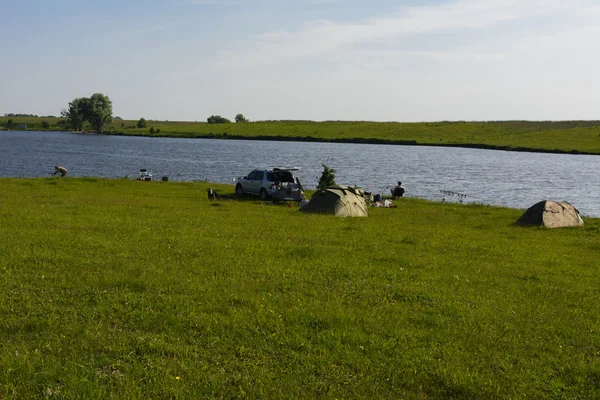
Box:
(1, 178, 599, 398)
(3, 117, 600, 154)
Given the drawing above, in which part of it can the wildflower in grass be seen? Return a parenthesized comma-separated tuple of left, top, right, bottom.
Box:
(176, 376, 180, 380)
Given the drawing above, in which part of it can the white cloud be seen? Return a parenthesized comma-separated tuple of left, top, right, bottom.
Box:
(519, 24, 600, 51)
(214, 0, 575, 67)
(9, 0, 598, 121)
(573, 5, 600, 17)
(195, 0, 600, 121)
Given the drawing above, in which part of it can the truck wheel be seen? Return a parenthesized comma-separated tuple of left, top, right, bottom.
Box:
(259, 188, 268, 201)
(235, 184, 244, 196)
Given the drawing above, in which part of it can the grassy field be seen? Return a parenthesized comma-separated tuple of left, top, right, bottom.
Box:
(2, 116, 600, 154)
(1, 178, 599, 398)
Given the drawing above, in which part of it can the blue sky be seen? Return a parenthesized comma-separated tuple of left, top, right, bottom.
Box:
(1, 0, 599, 121)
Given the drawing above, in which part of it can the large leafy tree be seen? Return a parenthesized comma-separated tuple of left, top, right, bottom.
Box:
(62, 93, 113, 132)
(61, 97, 90, 131)
(87, 93, 113, 132)
(235, 113, 248, 123)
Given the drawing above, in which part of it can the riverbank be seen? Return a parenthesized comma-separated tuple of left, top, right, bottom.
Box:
(2, 117, 600, 155)
(110, 132, 597, 155)
(1, 177, 599, 398)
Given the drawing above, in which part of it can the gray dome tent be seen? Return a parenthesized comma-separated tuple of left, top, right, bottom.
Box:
(300, 185, 369, 217)
(517, 200, 583, 228)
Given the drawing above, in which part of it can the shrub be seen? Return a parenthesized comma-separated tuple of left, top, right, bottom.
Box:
(316, 164, 336, 191)
(207, 115, 231, 124)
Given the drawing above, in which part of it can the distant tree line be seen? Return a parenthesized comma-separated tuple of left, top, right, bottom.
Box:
(2, 113, 57, 118)
(3, 106, 249, 132)
(207, 113, 249, 124)
(1, 118, 52, 130)
(61, 93, 113, 132)
(4, 113, 38, 117)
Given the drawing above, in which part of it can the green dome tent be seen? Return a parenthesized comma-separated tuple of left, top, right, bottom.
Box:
(517, 200, 583, 228)
(299, 185, 369, 217)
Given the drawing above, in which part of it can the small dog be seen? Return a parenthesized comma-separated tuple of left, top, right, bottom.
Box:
(207, 188, 217, 200)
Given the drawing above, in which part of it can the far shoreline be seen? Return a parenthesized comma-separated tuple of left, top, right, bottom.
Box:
(69, 130, 600, 156)
(3, 118, 600, 155)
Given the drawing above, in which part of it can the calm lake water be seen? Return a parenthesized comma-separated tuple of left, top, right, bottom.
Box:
(1, 131, 599, 217)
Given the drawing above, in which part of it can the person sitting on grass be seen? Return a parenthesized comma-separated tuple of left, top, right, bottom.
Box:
(53, 166, 67, 177)
(391, 181, 405, 199)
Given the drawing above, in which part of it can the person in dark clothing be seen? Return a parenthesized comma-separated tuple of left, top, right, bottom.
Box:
(53, 166, 67, 177)
(391, 181, 405, 199)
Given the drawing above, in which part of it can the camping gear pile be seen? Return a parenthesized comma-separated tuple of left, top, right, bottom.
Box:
(139, 169, 152, 181)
